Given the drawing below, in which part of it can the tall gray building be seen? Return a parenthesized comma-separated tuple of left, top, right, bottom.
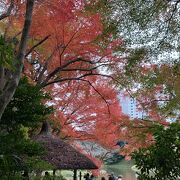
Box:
(119, 95, 144, 119)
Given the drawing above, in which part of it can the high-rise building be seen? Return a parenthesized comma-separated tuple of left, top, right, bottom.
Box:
(119, 95, 144, 119)
(119, 94, 179, 122)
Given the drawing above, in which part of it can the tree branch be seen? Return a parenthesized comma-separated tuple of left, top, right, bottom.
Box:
(158, 0, 180, 46)
(42, 58, 95, 85)
(80, 79, 111, 114)
(36, 48, 58, 84)
(58, 29, 79, 65)
(42, 73, 111, 114)
(0, 0, 14, 21)
(41, 72, 113, 87)
(25, 35, 50, 57)
(0, 66, 5, 92)
(0, 0, 35, 120)
(59, 64, 108, 72)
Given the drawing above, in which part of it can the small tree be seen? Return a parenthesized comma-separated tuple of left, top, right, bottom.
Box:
(132, 123, 180, 180)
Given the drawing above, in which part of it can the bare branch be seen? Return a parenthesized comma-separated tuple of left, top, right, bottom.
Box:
(25, 35, 50, 57)
(59, 64, 109, 72)
(42, 58, 95, 84)
(58, 30, 80, 64)
(37, 48, 58, 84)
(41, 72, 113, 87)
(158, 0, 180, 46)
(80, 79, 111, 114)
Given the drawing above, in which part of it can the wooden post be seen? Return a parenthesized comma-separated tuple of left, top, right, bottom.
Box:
(79, 171, 82, 180)
(73, 169, 77, 180)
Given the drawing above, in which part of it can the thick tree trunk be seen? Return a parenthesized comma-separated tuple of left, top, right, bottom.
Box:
(39, 121, 52, 136)
(0, 0, 35, 121)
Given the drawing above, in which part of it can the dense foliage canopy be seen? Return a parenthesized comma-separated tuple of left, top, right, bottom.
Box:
(103, 0, 180, 121)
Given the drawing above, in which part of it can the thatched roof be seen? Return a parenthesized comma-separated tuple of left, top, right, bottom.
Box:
(34, 122, 98, 170)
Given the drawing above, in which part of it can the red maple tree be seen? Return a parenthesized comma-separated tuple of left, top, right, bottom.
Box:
(0, 0, 162, 157)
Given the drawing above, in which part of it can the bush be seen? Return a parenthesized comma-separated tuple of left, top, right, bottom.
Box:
(132, 123, 180, 180)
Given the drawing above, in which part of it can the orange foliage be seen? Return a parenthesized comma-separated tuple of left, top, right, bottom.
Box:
(1, 0, 165, 158)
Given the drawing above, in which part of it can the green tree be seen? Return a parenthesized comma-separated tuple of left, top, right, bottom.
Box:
(1, 77, 53, 129)
(101, 0, 180, 121)
(0, 36, 14, 70)
(0, 77, 53, 179)
(110, 0, 180, 61)
(132, 123, 180, 180)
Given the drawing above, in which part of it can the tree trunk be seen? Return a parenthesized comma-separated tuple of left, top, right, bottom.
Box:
(0, 0, 35, 121)
(22, 170, 29, 180)
(73, 169, 77, 180)
(53, 169, 56, 180)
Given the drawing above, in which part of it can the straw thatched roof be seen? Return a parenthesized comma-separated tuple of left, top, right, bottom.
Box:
(34, 122, 98, 170)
